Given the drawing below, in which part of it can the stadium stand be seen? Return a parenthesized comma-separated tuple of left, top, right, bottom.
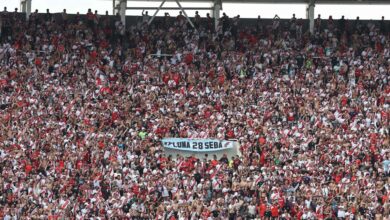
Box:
(0, 7, 389, 219)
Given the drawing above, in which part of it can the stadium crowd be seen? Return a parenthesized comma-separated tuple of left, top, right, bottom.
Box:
(0, 7, 389, 220)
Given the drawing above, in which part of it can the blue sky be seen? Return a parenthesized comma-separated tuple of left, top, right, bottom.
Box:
(1, 0, 389, 19)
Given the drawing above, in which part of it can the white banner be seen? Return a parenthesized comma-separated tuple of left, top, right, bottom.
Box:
(162, 138, 236, 152)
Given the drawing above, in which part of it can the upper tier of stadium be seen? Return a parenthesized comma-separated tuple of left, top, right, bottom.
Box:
(18, 0, 390, 33)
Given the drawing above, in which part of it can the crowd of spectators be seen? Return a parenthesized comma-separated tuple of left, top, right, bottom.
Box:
(0, 7, 389, 219)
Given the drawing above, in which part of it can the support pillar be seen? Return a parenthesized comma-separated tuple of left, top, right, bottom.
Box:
(26, 0, 31, 20)
(20, 0, 26, 13)
(20, 0, 32, 20)
(120, 0, 127, 26)
(307, 0, 315, 34)
(212, 0, 221, 31)
(113, 0, 117, 15)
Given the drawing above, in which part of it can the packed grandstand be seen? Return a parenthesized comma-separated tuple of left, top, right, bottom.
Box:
(0, 6, 389, 220)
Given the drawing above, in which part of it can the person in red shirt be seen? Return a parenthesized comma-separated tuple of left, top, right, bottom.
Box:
(271, 203, 279, 219)
(214, 102, 222, 112)
(226, 129, 235, 139)
(172, 73, 180, 85)
(184, 53, 193, 65)
(258, 202, 267, 218)
(163, 74, 170, 84)
(259, 136, 266, 145)
(58, 160, 65, 171)
(90, 50, 98, 63)
(204, 108, 212, 119)
(25, 164, 32, 175)
(111, 111, 119, 122)
(218, 74, 225, 86)
(210, 155, 219, 168)
(278, 197, 285, 208)
(341, 96, 348, 107)
(76, 160, 83, 170)
(35, 57, 42, 66)
(259, 154, 265, 166)
(296, 209, 303, 220)
(158, 155, 168, 169)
